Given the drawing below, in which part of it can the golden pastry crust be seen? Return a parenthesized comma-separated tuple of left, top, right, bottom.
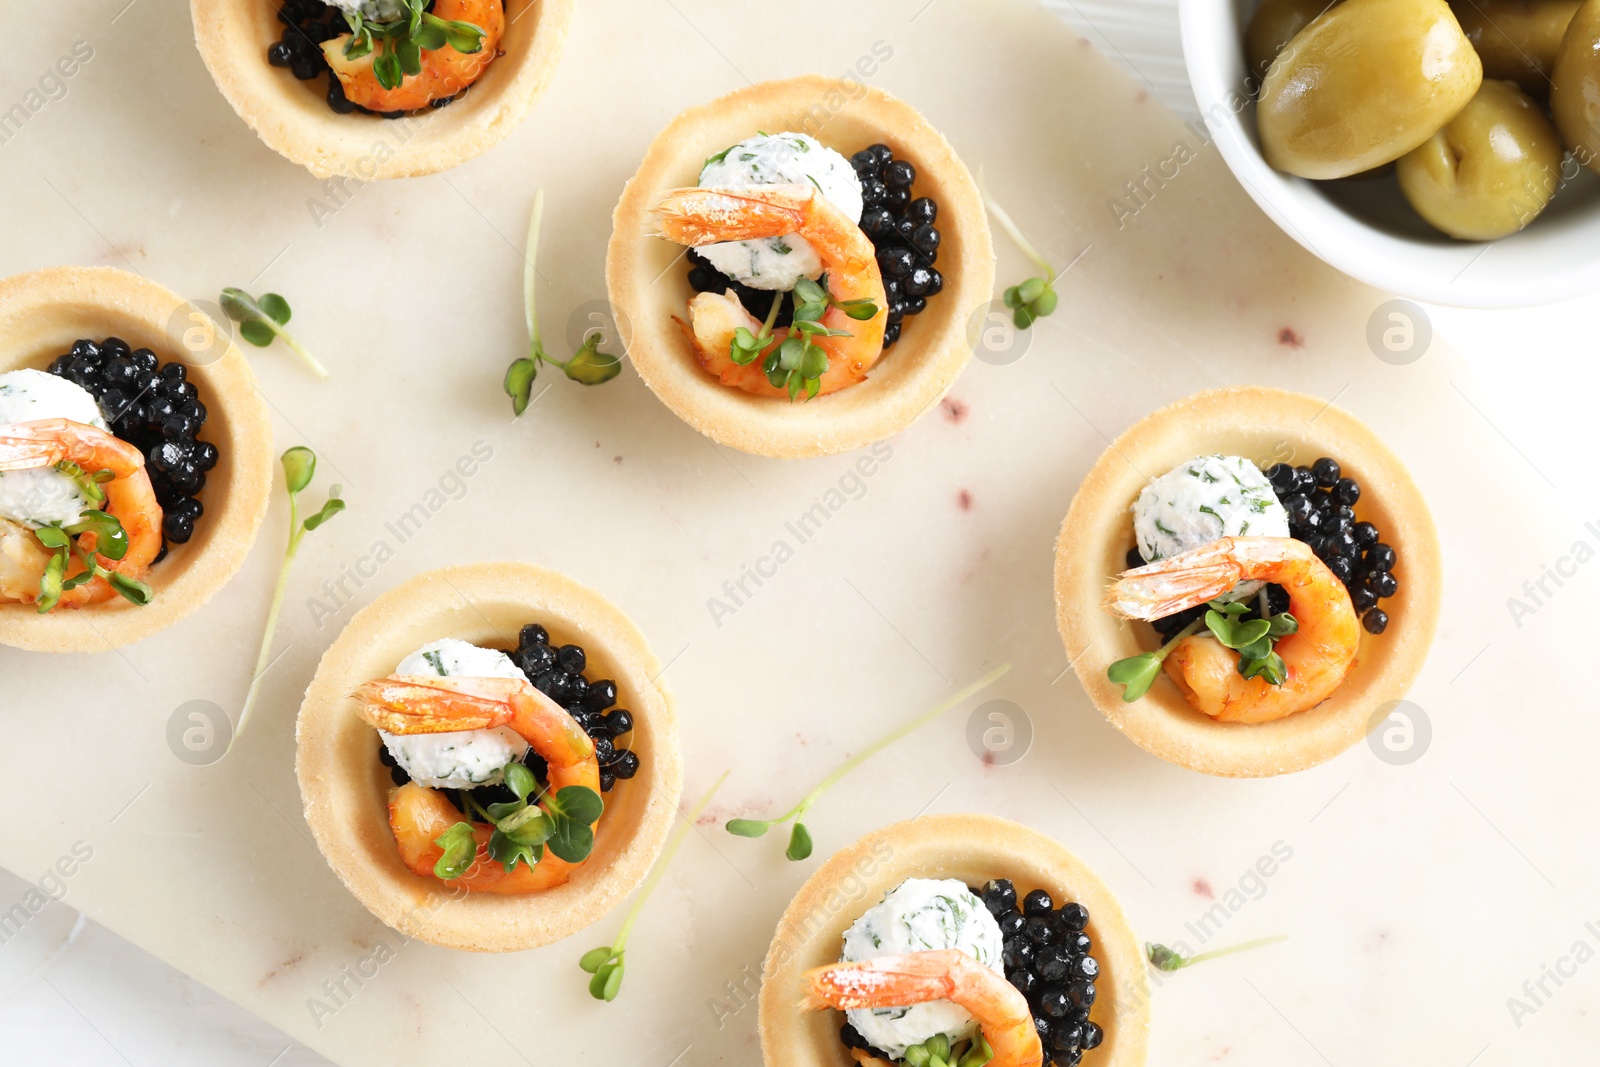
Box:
(606, 75, 994, 459)
(1056, 386, 1442, 778)
(191, 0, 573, 179)
(758, 814, 1149, 1067)
(295, 562, 683, 952)
(0, 266, 273, 653)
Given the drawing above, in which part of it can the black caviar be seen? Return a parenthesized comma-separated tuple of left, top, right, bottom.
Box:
(46, 337, 215, 552)
(1264, 458, 1397, 635)
(268, 0, 480, 118)
(685, 141, 945, 353)
(852, 142, 944, 349)
(837, 880, 1104, 1067)
(381, 623, 640, 804)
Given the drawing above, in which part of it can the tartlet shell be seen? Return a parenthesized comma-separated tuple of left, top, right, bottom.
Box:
(190, 0, 573, 179)
(295, 562, 683, 952)
(758, 813, 1149, 1067)
(1055, 386, 1442, 778)
(0, 266, 273, 653)
(606, 75, 995, 459)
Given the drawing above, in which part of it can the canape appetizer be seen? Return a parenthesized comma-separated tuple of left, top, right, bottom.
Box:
(760, 814, 1147, 1067)
(608, 76, 994, 459)
(297, 563, 682, 951)
(1055, 387, 1441, 777)
(0, 267, 271, 652)
(191, 0, 573, 178)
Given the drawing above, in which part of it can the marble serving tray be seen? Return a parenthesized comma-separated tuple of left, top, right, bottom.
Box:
(1, 0, 1591, 1064)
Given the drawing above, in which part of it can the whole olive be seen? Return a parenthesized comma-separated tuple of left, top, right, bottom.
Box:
(1551, 0, 1600, 173)
(1246, 0, 1339, 81)
(1451, 0, 1581, 95)
(1258, 0, 1483, 179)
(1397, 79, 1563, 238)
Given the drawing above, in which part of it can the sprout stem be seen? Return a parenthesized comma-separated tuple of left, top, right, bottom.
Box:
(270, 322, 330, 380)
(1154, 618, 1205, 662)
(524, 188, 545, 353)
(772, 663, 1012, 826)
(232, 485, 302, 755)
(1180, 934, 1288, 967)
(612, 770, 730, 955)
(979, 175, 1056, 281)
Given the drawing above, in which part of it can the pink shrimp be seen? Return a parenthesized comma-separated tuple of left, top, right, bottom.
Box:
(803, 950, 1042, 1067)
(655, 184, 887, 398)
(1104, 536, 1360, 723)
(0, 419, 162, 608)
(354, 674, 601, 893)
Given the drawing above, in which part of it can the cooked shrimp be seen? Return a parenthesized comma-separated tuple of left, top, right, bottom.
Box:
(803, 950, 1041, 1067)
(655, 184, 887, 397)
(675, 292, 879, 398)
(322, 0, 505, 112)
(388, 781, 581, 894)
(0, 518, 53, 603)
(848, 1052, 895, 1067)
(0, 419, 162, 608)
(1104, 536, 1360, 723)
(354, 674, 601, 892)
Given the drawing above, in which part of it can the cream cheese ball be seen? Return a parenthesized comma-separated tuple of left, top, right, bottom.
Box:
(381, 638, 531, 789)
(839, 878, 1004, 1058)
(320, 0, 406, 17)
(696, 132, 864, 291)
(0, 369, 108, 529)
(1132, 454, 1290, 600)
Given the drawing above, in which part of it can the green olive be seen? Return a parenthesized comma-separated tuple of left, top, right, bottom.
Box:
(1551, 0, 1600, 173)
(1396, 79, 1563, 239)
(1246, 0, 1337, 80)
(1258, 0, 1483, 179)
(1451, 0, 1580, 95)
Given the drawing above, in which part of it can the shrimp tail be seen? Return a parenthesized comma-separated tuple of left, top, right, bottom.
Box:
(653, 184, 811, 246)
(1103, 560, 1244, 619)
(0, 423, 70, 471)
(353, 676, 513, 734)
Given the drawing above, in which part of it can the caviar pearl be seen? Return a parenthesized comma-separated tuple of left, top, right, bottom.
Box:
(451, 623, 643, 808)
(853, 143, 947, 349)
(983, 882, 1104, 1067)
(1267, 456, 1401, 636)
(48, 337, 214, 550)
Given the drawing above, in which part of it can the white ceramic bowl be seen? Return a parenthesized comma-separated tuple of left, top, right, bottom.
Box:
(1180, 0, 1600, 308)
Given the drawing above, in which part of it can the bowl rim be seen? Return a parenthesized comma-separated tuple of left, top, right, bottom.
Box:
(190, 0, 574, 179)
(1178, 0, 1600, 308)
(757, 812, 1150, 1067)
(0, 266, 274, 653)
(294, 561, 683, 952)
(1055, 385, 1442, 778)
(605, 74, 995, 459)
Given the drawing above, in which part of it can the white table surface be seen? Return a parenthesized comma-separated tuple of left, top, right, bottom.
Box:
(4, 1, 1597, 1064)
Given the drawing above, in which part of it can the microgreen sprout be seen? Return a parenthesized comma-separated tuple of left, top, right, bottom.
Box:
(504, 190, 622, 414)
(220, 288, 330, 379)
(433, 760, 603, 880)
(1206, 594, 1297, 685)
(32, 504, 151, 614)
(338, 0, 486, 90)
(726, 663, 1011, 860)
(1107, 593, 1298, 701)
(579, 770, 730, 1002)
(724, 275, 877, 401)
(903, 1032, 993, 1067)
(232, 447, 345, 753)
(1106, 618, 1203, 702)
(1147, 935, 1288, 972)
(980, 180, 1059, 329)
